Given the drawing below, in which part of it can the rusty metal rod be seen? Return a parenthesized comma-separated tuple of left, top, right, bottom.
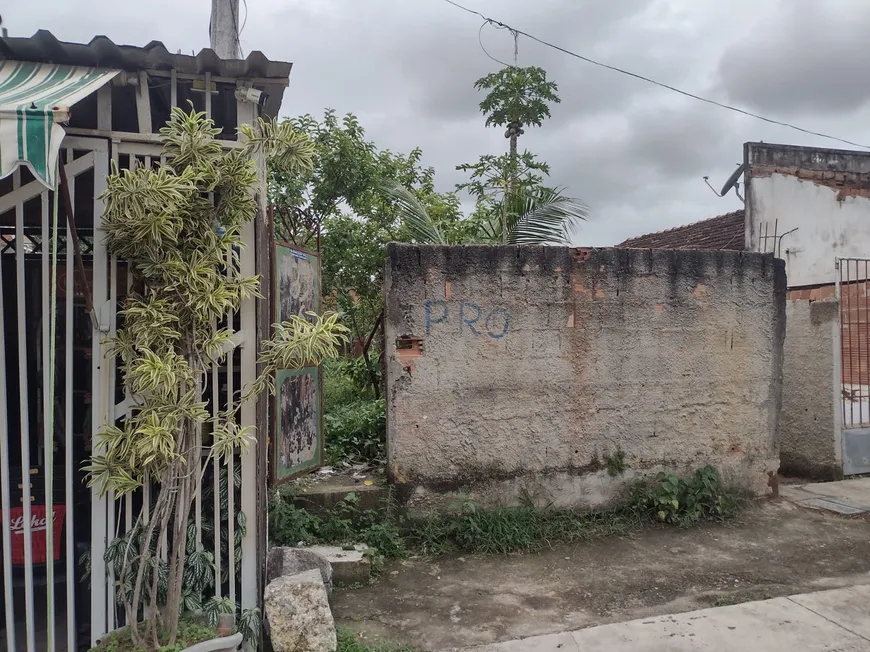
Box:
(58, 160, 99, 331)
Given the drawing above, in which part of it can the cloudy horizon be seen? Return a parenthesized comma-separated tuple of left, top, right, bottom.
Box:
(7, 0, 870, 245)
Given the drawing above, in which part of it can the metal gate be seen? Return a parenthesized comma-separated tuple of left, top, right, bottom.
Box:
(836, 257, 870, 475)
(0, 130, 262, 651)
(0, 136, 106, 651)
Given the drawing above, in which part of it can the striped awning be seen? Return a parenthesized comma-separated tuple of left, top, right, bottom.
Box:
(0, 60, 119, 187)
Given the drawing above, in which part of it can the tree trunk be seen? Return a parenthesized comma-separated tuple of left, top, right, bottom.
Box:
(504, 132, 518, 243)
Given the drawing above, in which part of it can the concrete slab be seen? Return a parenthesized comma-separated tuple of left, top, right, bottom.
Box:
(780, 478, 870, 514)
(790, 585, 870, 641)
(307, 545, 372, 586)
(803, 497, 868, 515)
(456, 591, 870, 652)
(800, 478, 870, 506)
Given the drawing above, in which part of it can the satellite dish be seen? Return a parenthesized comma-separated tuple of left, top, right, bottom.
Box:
(720, 163, 746, 197)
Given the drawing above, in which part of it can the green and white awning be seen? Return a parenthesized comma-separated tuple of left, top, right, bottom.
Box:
(0, 60, 119, 187)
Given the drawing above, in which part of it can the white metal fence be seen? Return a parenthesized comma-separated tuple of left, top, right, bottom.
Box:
(0, 126, 262, 650)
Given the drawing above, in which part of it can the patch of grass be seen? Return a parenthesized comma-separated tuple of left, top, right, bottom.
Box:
(90, 619, 218, 652)
(703, 588, 777, 607)
(409, 496, 646, 556)
(269, 466, 746, 560)
(336, 627, 418, 652)
(604, 448, 627, 477)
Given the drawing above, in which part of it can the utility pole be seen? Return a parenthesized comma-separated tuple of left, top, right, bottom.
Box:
(210, 0, 241, 59)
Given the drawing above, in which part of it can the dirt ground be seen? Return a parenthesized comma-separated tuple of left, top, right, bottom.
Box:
(332, 499, 870, 650)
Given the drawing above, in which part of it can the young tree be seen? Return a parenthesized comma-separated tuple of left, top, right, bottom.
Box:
(85, 108, 347, 650)
(268, 110, 463, 343)
(475, 66, 560, 157)
(445, 65, 585, 243)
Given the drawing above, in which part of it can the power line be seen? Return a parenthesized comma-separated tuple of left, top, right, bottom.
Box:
(442, 0, 870, 150)
(230, 0, 245, 58)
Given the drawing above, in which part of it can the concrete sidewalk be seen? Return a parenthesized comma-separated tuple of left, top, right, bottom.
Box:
(459, 585, 870, 651)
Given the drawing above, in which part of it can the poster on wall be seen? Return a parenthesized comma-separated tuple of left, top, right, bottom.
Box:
(272, 242, 324, 482)
(274, 367, 322, 480)
(274, 243, 321, 323)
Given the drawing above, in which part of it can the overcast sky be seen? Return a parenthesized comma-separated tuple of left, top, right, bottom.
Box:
(7, 0, 870, 245)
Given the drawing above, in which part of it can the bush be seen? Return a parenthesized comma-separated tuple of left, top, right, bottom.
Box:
(324, 357, 369, 407)
(323, 354, 386, 466)
(268, 467, 744, 562)
(269, 492, 405, 560)
(325, 398, 386, 465)
(629, 465, 741, 527)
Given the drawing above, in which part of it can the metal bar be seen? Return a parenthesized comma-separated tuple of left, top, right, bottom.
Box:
(58, 162, 99, 330)
(205, 72, 212, 120)
(125, 259, 134, 537)
(0, 165, 17, 652)
(170, 69, 178, 110)
(238, 100, 260, 612)
(64, 150, 76, 652)
(107, 253, 119, 631)
(837, 261, 846, 427)
(859, 260, 870, 425)
(42, 187, 57, 652)
(227, 253, 236, 605)
(90, 144, 110, 646)
(136, 71, 153, 134)
(212, 361, 221, 597)
(97, 85, 112, 132)
(849, 260, 861, 425)
(15, 168, 37, 652)
(847, 260, 854, 427)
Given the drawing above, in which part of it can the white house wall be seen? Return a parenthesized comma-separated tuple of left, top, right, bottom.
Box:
(748, 173, 870, 287)
(745, 142, 870, 288)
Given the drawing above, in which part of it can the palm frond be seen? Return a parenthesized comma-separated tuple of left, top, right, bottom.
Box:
(381, 182, 447, 245)
(506, 187, 588, 245)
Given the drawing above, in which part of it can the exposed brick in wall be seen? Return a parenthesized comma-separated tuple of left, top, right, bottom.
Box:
(788, 282, 870, 386)
(752, 166, 870, 201)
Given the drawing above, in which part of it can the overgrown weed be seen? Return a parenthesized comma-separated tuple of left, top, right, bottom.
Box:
(269, 465, 745, 559)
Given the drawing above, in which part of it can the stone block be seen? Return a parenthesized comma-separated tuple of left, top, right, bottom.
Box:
(264, 570, 337, 652)
(266, 546, 333, 591)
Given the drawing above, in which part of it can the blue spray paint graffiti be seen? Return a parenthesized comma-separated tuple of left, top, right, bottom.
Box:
(425, 300, 510, 339)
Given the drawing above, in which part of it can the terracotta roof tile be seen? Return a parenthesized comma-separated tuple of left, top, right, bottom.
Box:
(618, 210, 745, 250)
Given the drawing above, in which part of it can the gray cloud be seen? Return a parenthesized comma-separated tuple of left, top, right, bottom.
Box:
(718, 0, 870, 115)
(7, 0, 870, 246)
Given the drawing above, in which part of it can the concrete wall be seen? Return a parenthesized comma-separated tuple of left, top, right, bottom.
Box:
(780, 299, 842, 480)
(384, 245, 786, 509)
(745, 142, 870, 287)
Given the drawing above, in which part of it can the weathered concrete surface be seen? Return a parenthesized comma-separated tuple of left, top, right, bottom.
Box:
(460, 586, 870, 651)
(384, 245, 785, 508)
(332, 500, 870, 650)
(307, 545, 372, 586)
(780, 299, 842, 480)
(264, 570, 337, 652)
(780, 477, 870, 514)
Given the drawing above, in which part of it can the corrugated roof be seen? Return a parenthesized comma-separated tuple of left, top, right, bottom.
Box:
(0, 30, 292, 80)
(618, 210, 746, 251)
